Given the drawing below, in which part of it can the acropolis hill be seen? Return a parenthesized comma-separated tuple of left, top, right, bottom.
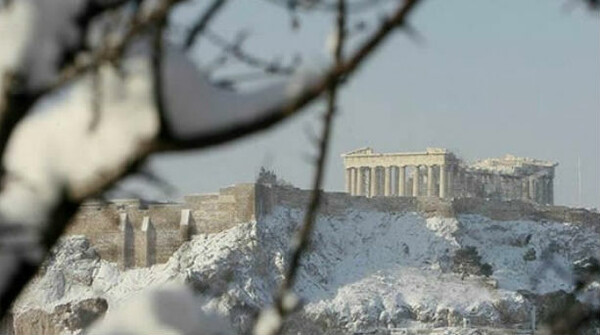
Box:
(64, 149, 594, 270)
(11, 148, 600, 335)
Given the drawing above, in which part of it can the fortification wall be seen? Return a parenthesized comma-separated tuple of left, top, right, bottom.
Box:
(257, 184, 599, 227)
(66, 183, 600, 269)
(67, 183, 258, 268)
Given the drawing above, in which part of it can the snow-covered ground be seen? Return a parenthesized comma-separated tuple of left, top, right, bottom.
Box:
(14, 206, 600, 334)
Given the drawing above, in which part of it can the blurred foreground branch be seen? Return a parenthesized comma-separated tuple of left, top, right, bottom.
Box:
(254, 0, 346, 333)
(158, 0, 423, 151)
(0, 0, 423, 324)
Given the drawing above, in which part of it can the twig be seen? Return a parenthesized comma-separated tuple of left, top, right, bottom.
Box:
(151, 12, 169, 137)
(159, 0, 423, 151)
(0, 0, 188, 318)
(52, 0, 186, 93)
(211, 71, 281, 87)
(0, 72, 39, 178)
(0, 0, 175, 180)
(203, 29, 296, 75)
(0, 0, 184, 317)
(88, 65, 103, 131)
(183, 0, 228, 50)
(263, 0, 389, 13)
(0, 151, 150, 319)
(0, 0, 423, 322)
(256, 0, 346, 334)
(280, 0, 346, 303)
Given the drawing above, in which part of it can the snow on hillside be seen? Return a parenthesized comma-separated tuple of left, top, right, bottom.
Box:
(14, 206, 600, 333)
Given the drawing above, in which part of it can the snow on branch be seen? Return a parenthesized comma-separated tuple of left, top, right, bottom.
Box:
(2, 0, 595, 334)
(157, 0, 423, 151)
(0, 0, 423, 327)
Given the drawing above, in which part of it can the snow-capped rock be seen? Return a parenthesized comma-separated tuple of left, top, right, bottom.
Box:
(13, 206, 600, 334)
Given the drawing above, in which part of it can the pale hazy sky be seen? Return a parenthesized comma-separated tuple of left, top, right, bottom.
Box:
(123, 0, 599, 208)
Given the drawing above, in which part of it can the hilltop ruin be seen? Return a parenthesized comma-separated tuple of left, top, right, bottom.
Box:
(342, 148, 557, 204)
(67, 182, 597, 270)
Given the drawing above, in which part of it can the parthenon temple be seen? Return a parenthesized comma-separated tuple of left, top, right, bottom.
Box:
(342, 148, 557, 205)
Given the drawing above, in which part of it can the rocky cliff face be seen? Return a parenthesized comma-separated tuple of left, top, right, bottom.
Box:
(11, 298, 107, 335)
(12, 205, 600, 334)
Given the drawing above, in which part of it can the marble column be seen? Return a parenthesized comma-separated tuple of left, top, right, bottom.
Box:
(538, 177, 546, 204)
(447, 165, 454, 198)
(543, 176, 551, 204)
(391, 166, 398, 196)
(345, 168, 352, 194)
(427, 165, 435, 196)
(413, 166, 420, 197)
(351, 168, 358, 196)
(512, 177, 521, 200)
(370, 167, 377, 197)
(529, 178, 536, 202)
(548, 177, 554, 205)
(358, 167, 366, 196)
(384, 167, 392, 196)
(439, 165, 447, 198)
(398, 166, 406, 196)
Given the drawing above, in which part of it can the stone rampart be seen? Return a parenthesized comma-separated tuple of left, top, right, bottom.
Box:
(66, 183, 600, 269)
(259, 184, 599, 227)
(67, 183, 258, 268)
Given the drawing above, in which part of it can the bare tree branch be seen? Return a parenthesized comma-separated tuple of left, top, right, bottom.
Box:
(263, 0, 389, 13)
(157, 0, 423, 152)
(0, 152, 149, 318)
(211, 71, 285, 88)
(278, 0, 346, 309)
(0, 0, 221, 318)
(0, 1, 596, 333)
(0, 0, 180, 183)
(88, 65, 103, 131)
(152, 12, 169, 137)
(202, 29, 296, 75)
(0, 73, 39, 177)
(52, 0, 184, 91)
(0, 0, 422, 321)
(183, 0, 228, 50)
(255, 1, 346, 334)
(0, 0, 133, 178)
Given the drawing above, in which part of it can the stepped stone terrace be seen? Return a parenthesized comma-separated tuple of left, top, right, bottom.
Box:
(342, 148, 557, 205)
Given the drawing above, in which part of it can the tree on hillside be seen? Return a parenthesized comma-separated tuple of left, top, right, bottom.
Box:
(0, 0, 597, 334)
(452, 246, 493, 279)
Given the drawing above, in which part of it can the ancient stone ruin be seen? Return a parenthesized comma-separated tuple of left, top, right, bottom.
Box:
(64, 184, 599, 274)
(66, 184, 260, 269)
(342, 148, 557, 205)
(10, 152, 597, 335)
(57, 149, 566, 273)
